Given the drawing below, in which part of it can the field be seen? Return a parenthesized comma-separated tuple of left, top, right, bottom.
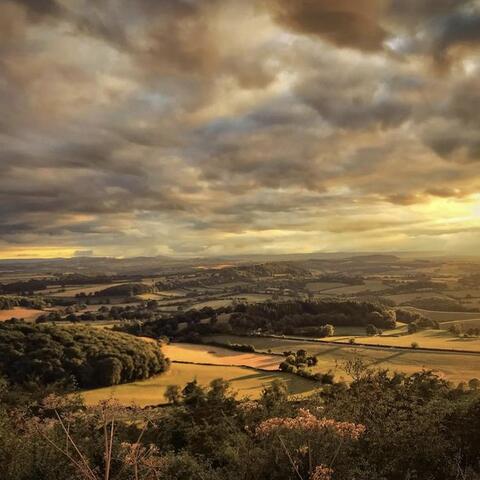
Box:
(39, 283, 124, 297)
(203, 335, 480, 384)
(0, 307, 44, 321)
(163, 343, 280, 370)
(330, 329, 480, 352)
(405, 308, 480, 323)
(80, 362, 316, 407)
(317, 280, 387, 295)
(306, 282, 347, 292)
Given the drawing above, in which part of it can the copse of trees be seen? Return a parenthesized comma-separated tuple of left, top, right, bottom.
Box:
(91, 283, 152, 297)
(278, 349, 334, 383)
(0, 279, 49, 295)
(0, 295, 49, 310)
(396, 308, 440, 333)
(229, 300, 396, 335)
(0, 322, 169, 388)
(116, 300, 396, 341)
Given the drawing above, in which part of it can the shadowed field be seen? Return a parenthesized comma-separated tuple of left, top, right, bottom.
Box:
(80, 362, 316, 407)
(163, 343, 281, 370)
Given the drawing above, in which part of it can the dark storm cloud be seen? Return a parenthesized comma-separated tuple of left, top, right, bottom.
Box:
(265, 0, 387, 51)
(12, 0, 61, 17)
(0, 0, 479, 256)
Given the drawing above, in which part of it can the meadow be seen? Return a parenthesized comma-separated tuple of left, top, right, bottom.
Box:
(405, 307, 480, 323)
(0, 307, 44, 321)
(80, 362, 316, 407)
(162, 343, 280, 370)
(203, 334, 480, 384)
(330, 329, 480, 352)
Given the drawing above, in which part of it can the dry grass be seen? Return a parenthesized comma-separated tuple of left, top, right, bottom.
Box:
(331, 329, 480, 352)
(80, 363, 316, 407)
(404, 307, 480, 323)
(0, 307, 44, 321)
(163, 343, 280, 370)
(204, 334, 480, 384)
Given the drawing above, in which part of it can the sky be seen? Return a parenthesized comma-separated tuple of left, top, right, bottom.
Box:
(0, 0, 479, 259)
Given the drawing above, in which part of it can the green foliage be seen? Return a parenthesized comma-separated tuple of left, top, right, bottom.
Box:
(230, 300, 396, 335)
(0, 322, 169, 388)
(2, 367, 480, 480)
(0, 295, 48, 310)
(365, 323, 379, 336)
(92, 283, 152, 297)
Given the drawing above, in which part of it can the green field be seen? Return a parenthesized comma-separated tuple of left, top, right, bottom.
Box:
(203, 335, 480, 384)
(80, 362, 316, 407)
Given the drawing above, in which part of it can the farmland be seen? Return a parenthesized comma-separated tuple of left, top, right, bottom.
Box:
(330, 329, 480, 352)
(0, 307, 44, 321)
(162, 343, 280, 370)
(2, 253, 480, 391)
(80, 362, 316, 407)
(202, 334, 480, 384)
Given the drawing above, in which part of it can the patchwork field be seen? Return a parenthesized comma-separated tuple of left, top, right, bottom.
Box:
(163, 343, 280, 370)
(331, 329, 480, 352)
(203, 335, 480, 384)
(0, 307, 44, 321)
(80, 362, 316, 407)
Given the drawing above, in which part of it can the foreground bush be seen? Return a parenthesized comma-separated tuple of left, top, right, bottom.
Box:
(2, 365, 480, 480)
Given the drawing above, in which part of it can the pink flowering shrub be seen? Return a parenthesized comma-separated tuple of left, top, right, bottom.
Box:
(255, 409, 365, 480)
(255, 408, 365, 440)
(310, 465, 334, 480)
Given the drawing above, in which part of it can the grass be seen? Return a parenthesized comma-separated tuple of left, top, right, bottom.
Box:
(163, 343, 280, 370)
(306, 282, 347, 292)
(331, 329, 480, 352)
(80, 363, 317, 407)
(323, 280, 387, 295)
(203, 334, 480, 384)
(442, 318, 480, 329)
(403, 307, 480, 323)
(0, 307, 44, 321)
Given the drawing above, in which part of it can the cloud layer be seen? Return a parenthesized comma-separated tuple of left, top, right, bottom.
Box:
(0, 0, 479, 257)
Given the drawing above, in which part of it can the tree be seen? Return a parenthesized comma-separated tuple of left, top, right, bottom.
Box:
(323, 324, 335, 337)
(366, 324, 379, 336)
(261, 379, 288, 410)
(96, 357, 123, 386)
(468, 378, 480, 391)
(182, 380, 206, 407)
(165, 384, 181, 404)
(408, 322, 418, 334)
